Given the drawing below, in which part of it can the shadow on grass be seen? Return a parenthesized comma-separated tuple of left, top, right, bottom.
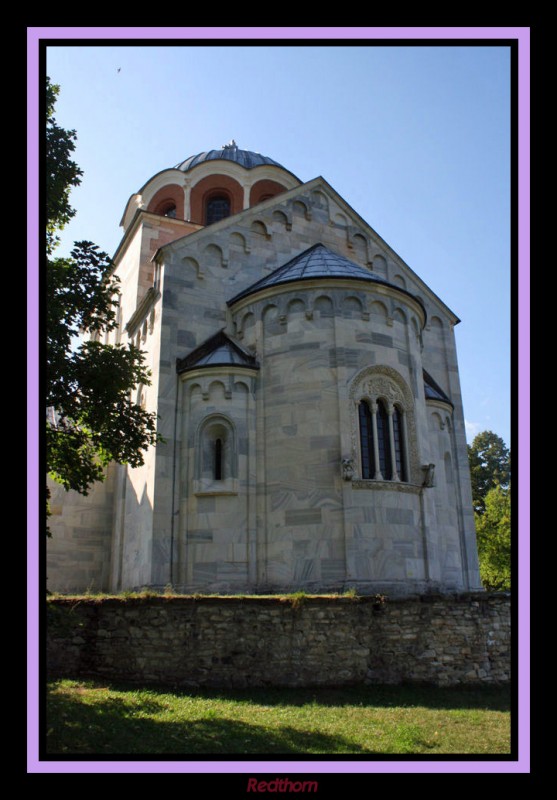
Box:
(55, 678, 509, 712)
(46, 685, 369, 755)
(46, 679, 511, 755)
(183, 684, 511, 712)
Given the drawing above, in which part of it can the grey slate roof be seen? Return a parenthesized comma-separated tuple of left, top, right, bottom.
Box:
(228, 243, 404, 305)
(423, 369, 453, 406)
(175, 146, 286, 173)
(176, 330, 259, 374)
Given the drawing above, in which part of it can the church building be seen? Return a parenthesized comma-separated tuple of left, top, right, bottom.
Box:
(47, 142, 482, 596)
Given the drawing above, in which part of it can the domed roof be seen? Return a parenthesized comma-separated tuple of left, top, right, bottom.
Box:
(229, 244, 423, 307)
(175, 141, 286, 172)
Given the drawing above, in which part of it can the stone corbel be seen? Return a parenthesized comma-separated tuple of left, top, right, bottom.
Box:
(421, 463, 436, 488)
(342, 458, 355, 482)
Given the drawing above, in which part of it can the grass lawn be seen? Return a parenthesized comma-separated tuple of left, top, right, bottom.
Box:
(46, 679, 511, 755)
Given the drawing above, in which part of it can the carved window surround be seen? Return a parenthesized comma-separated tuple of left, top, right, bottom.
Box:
(349, 365, 420, 484)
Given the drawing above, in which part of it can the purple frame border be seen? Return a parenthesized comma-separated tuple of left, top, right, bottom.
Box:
(27, 26, 530, 774)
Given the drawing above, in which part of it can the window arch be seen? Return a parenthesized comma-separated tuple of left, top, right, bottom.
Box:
(352, 367, 414, 484)
(358, 398, 406, 482)
(358, 401, 374, 479)
(194, 415, 237, 494)
(376, 399, 391, 479)
(392, 405, 406, 482)
(214, 437, 223, 481)
(147, 184, 184, 219)
(205, 195, 231, 225)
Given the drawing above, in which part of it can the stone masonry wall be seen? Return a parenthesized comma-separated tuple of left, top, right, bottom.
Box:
(46, 593, 510, 688)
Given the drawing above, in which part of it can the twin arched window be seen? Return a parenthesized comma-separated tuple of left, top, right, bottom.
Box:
(358, 399, 407, 482)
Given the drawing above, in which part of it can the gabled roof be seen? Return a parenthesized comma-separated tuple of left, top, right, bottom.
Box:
(152, 175, 460, 325)
(227, 244, 426, 319)
(176, 330, 259, 375)
(423, 369, 453, 407)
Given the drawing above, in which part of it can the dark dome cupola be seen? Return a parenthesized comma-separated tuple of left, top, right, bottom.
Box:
(121, 141, 302, 232)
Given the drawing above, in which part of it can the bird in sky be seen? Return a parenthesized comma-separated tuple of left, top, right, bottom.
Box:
(117, 68, 121, 73)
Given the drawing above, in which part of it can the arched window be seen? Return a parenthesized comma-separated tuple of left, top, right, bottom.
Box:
(206, 195, 231, 225)
(351, 366, 415, 484)
(393, 406, 406, 482)
(376, 400, 391, 480)
(201, 422, 231, 481)
(194, 415, 238, 494)
(163, 204, 176, 218)
(358, 398, 406, 482)
(214, 438, 223, 481)
(358, 401, 374, 479)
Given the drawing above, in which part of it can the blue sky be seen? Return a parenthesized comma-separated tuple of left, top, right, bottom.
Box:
(46, 43, 511, 447)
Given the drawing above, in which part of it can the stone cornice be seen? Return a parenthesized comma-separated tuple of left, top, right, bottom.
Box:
(112, 211, 202, 269)
(125, 287, 160, 337)
(178, 365, 258, 383)
(228, 276, 427, 326)
(425, 397, 454, 413)
(351, 480, 423, 494)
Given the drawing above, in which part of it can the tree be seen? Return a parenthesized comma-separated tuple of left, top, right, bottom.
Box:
(467, 431, 510, 515)
(46, 78, 160, 525)
(474, 484, 511, 591)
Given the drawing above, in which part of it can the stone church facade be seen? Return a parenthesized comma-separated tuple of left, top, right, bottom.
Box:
(47, 143, 482, 596)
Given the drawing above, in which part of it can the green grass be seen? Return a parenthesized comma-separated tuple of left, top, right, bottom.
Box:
(46, 679, 511, 755)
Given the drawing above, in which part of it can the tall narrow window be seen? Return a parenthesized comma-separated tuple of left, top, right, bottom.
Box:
(196, 416, 238, 493)
(214, 438, 223, 480)
(358, 401, 375, 479)
(393, 406, 405, 481)
(206, 196, 231, 225)
(376, 400, 391, 479)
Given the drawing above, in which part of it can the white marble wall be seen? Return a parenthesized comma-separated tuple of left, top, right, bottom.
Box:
(47, 174, 482, 594)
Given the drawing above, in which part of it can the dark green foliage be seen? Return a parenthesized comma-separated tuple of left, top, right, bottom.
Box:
(46, 78, 160, 523)
(467, 431, 511, 591)
(467, 431, 510, 514)
(46, 79, 82, 254)
(475, 485, 511, 591)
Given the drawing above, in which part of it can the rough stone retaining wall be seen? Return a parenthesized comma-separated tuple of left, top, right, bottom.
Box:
(46, 593, 510, 687)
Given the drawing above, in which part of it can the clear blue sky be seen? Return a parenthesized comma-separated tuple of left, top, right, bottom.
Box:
(46, 44, 511, 447)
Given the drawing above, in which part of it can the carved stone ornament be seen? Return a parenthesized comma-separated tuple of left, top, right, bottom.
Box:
(341, 457, 355, 481)
(361, 376, 404, 407)
(421, 463, 436, 488)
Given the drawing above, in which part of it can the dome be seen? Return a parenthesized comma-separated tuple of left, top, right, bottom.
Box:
(228, 244, 425, 312)
(175, 141, 287, 173)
